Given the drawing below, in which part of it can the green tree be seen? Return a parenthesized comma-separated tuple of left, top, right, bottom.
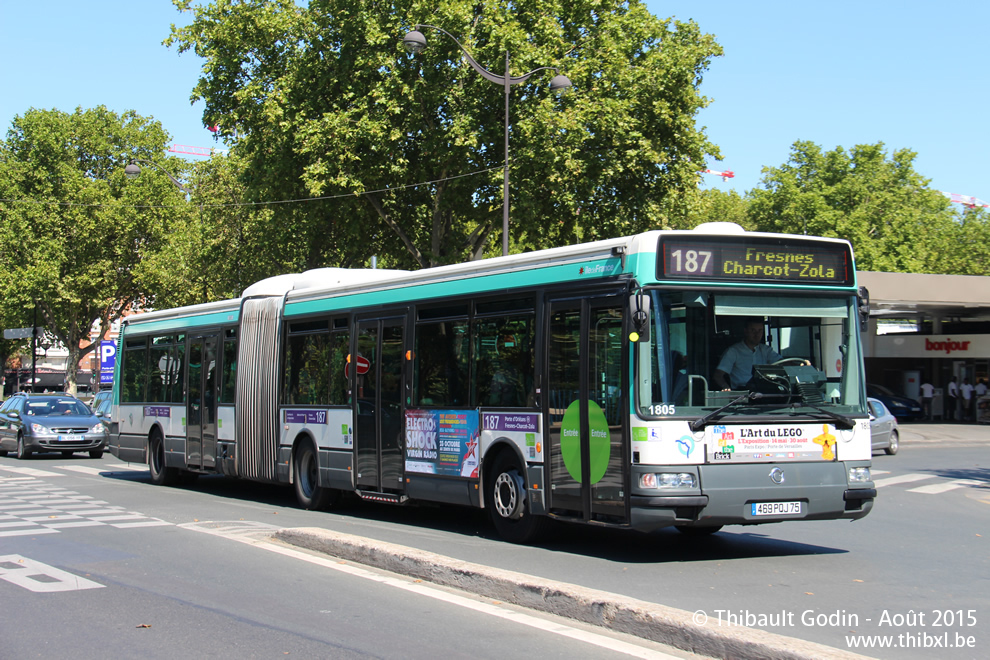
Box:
(168, 0, 722, 268)
(0, 106, 182, 395)
(685, 187, 751, 230)
(747, 141, 958, 273)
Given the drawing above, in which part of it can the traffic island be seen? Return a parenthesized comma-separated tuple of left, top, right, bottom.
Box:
(273, 527, 871, 660)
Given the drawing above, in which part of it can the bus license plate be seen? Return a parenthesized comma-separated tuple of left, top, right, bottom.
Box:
(751, 501, 801, 517)
(58, 434, 84, 442)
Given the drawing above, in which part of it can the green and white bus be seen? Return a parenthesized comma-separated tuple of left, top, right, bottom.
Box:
(108, 222, 876, 542)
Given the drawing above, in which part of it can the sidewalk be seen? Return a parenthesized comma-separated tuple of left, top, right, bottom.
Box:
(896, 421, 990, 445)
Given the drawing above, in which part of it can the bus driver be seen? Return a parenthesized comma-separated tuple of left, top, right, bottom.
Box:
(713, 318, 806, 391)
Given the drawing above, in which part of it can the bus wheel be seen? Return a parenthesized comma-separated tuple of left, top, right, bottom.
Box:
(487, 452, 549, 544)
(294, 441, 335, 510)
(675, 525, 723, 536)
(149, 429, 178, 486)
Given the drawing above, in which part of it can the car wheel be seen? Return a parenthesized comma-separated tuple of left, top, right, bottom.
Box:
(676, 525, 724, 536)
(294, 440, 335, 510)
(486, 451, 550, 544)
(89, 449, 104, 459)
(16, 434, 31, 460)
(0, 450, 8, 457)
(62, 451, 75, 457)
(885, 430, 899, 455)
(148, 429, 178, 485)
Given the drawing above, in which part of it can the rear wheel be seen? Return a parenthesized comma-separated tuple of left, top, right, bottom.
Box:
(486, 451, 549, 544)
(884, 430, 899, 455)
(16, 434, 31, 460)
(148, 429, 178, 485)
(294, 441, 335, 510)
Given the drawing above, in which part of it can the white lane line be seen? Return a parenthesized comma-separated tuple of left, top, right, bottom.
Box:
(870, 470, 891, 475)
(0, 521, 40, 528)
(873, 473, 933, 488)
(0, 467, 64, 477)
(180, 524, 678, 660)
(0, 554, 104, 592)
(0, 528, 60, 538)
(112, 520, 172, 528)
(908, 479, 985, 494)
(45, 521, 107, 529)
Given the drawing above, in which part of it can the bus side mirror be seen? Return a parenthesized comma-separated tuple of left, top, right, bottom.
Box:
(858, 286, 870, 331)
(629, 292, 651, 342)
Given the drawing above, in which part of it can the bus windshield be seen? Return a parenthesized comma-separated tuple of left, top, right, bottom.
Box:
(637, 290, 867, 419)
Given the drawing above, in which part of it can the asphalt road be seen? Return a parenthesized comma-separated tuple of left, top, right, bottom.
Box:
(1, 428, 986, 659)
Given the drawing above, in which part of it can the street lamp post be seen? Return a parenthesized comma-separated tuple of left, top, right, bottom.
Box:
(124, 159, 190, 195)
(402, 25, 572, 256)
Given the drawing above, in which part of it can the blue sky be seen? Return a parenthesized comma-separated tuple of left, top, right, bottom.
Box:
(2, 1, 987, 203)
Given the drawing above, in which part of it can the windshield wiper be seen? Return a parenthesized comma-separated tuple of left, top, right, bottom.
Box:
(794, 402, 857, 430)
(690, 392, 766, 432)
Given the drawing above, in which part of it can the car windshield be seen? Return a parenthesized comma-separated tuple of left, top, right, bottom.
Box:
(636, 290, 867, 420)
(25, 398, 91, 416)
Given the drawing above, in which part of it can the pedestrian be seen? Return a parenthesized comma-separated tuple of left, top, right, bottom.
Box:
(961, 378, 974, 422)
(920, 378, 935, 421)
(947, 376, 959, 421)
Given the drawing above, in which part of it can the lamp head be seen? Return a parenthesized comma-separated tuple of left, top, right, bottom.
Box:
(549, 74, 573, 95)
(124, 162, 141, 180)
(402, 30, 427, 54)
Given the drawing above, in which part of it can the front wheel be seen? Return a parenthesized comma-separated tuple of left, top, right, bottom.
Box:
(148, 430, 178, 485)
(89, 449, 104, 459)
(486, 451, 549, 544)
(16, 434, 31, 460)
(884, 430, 899, 455)
(294, 441, 336, 510)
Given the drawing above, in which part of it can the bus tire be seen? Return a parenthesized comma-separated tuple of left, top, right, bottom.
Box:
(486, 451, 549, 544)
(294, 441, 335, 510)
(149, 429, 178, 486)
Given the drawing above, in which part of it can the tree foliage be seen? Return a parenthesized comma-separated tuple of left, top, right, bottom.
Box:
(168, 0, 723, 268)
(747, 141, 966, 273)
(0, 106, 182, 394)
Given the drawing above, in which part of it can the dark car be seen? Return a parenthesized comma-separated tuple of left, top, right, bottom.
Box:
(866, 384, 924, 422)
(868, 397, 899, 455)
(91, 390, 112, 429)
(0, 393, 108, 459)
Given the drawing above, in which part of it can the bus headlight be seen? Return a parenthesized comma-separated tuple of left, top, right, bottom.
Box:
(640, 472, 697, 489)
(848, 467, 872, 484)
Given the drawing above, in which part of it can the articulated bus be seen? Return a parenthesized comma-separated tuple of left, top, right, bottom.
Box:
(108, 222, 876, 543)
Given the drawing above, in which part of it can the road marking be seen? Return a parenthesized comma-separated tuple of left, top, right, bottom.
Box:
(180, 522, 678, 659)
(0, 466, 64, 477)
(0, 554, 104, 592)
(56, 464, 148, 476)
(873, 473, 933, 488)
(0, 528, 60, 538)
(908, 479, 985, 494)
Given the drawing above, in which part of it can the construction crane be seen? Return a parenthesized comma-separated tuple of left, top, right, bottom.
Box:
(942, 191, 989, 210)
(167, 144, 227, 157)
(701, 169, 735, 182)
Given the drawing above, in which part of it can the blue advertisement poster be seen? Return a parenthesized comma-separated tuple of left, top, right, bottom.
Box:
(405, 409, 480, 478)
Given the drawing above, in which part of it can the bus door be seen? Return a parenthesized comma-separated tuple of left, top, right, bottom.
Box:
(354, 316, 406, 492)
(546, 297, 627, 523)
(186, 334, 218, 471)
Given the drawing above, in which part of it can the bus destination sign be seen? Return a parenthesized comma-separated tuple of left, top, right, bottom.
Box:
(658, 236, 853, 286)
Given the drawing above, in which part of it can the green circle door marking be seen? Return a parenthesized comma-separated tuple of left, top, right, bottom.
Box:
(560, 400, 611, 484)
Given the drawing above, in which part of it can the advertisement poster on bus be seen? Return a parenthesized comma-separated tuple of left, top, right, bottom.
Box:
(707, 423, 841, 462)
(404, 409, 480, 478)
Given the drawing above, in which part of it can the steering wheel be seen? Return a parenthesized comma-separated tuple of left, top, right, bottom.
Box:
(772, 357, 808, 366)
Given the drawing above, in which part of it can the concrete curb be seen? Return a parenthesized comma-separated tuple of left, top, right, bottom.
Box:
(274, 527, 872, 660)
